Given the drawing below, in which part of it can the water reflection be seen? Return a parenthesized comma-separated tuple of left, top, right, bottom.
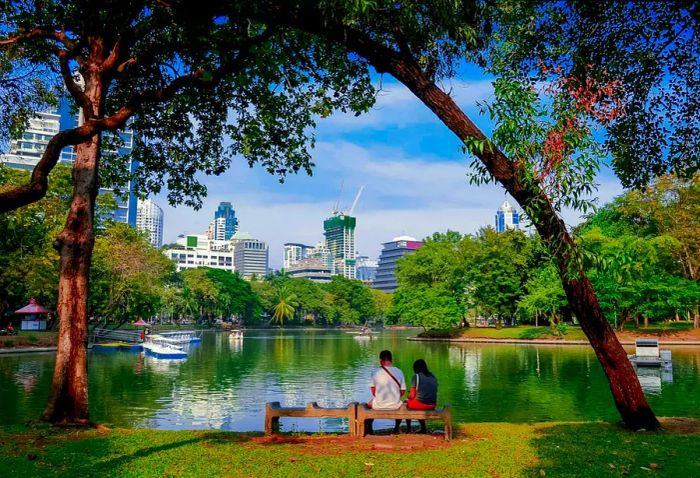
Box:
(635, 366, 673, 395)
(1, 330, 699, 432)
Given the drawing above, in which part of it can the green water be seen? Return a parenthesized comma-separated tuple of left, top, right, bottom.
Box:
(1, 330, 699, 432)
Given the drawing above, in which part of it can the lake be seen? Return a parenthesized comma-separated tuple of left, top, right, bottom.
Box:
(1, 329, 699, 432)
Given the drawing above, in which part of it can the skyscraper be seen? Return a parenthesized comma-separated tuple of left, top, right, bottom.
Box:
(213, 202, 239, 240)
(283, 243, 313, 270)
(136, 198, 164, 248)
(372, 236, 422, 292)
(495, 200, 520, 232)
(323, 214, 356, 279)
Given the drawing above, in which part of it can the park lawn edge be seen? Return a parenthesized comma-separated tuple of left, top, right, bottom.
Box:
(1, 419, 698, 477)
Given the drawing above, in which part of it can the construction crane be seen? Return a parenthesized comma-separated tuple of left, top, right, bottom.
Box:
(347, 186, 364, 216)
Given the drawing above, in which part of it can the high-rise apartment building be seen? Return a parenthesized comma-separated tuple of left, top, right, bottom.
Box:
(283, 243, 313, 270)
(0, 111, 62, 170)
(372, 236, 422, 292)
(213, 202, 239, 240)
(323, 214, 356, 279)
(232, 233, 269, 279)
(136, 198, 164, 248)
(495, 200, 520, 232)
(0, 105, 138, 226)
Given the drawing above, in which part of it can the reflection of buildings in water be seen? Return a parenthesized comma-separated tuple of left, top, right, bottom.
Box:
(448, 346, 480, 391)
(634, 366, 673, 395)
(14, 361, 41, 393)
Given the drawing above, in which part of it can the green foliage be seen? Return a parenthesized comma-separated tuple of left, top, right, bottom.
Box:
(179, 267, 260, 323)
(90, 223, 174, 324)
(0, 165, 73, 317)
(486, 2, 699, 188)
(577, 176, 700, 327)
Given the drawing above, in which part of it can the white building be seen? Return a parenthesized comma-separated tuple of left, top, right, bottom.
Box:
(164, 234, 235, 273)
(283, 243, 313, 270)
(0, 112, 61, 170)
(232, 232, 269, 279)
(136, 198, 164, 248)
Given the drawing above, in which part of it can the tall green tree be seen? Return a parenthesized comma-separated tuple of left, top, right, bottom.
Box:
(90, 223, 174, 324)
(239, 0, 697, 430)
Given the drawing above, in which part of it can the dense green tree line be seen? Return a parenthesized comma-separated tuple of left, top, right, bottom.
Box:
(0, 167, 386, 327)
(390, 176, 700, 331)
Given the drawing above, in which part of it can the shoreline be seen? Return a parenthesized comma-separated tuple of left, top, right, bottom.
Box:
(409, 336, 700, 346)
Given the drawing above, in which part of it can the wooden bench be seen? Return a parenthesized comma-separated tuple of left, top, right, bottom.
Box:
(264, 402, 358, 436)
(356, 403, 452, 440)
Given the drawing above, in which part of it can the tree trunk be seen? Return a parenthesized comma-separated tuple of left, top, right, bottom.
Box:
(694, 303, 699, 329)
(644, 316, 649, 329)
(42, 74, 103, 425)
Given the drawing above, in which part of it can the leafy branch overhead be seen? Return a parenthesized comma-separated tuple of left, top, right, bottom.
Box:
(0, 1, 377, 212)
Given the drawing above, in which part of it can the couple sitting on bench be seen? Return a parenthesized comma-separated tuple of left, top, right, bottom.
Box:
(367, 349, 437, 434)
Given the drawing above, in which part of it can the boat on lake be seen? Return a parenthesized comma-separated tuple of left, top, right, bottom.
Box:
(152, 330, 201, 344)
(143, 337, 188, 359)
(230, 330, 244, 340)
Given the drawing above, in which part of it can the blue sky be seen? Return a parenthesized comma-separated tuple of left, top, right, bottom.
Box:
(155, 72, 624, 269)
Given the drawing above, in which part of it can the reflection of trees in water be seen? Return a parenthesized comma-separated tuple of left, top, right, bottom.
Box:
(4, 332, 700, 429)
(0, 354, 54, 425)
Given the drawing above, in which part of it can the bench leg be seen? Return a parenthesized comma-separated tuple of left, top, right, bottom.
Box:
(264, 416, 280, 435)
(445, 420, 452, 441)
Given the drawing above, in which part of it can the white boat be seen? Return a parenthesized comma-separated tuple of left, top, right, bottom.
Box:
(155, 330, 201, 344)
(143, 337, 188, 359)
(230, 330, 244, 340)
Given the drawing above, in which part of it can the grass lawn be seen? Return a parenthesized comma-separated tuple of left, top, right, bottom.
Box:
(0, 420, 697, 477)
(0, 331, 58, 349)
(418, 323, 700, 341)
(419, 325, 589, 341)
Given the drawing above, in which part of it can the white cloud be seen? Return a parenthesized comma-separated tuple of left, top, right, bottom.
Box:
(317, 79, 493, 133)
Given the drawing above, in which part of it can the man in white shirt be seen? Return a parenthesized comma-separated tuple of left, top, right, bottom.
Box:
(367, 350, 406, 434)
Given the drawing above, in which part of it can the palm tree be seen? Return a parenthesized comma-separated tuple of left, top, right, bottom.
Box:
(272, 288, 298, 325)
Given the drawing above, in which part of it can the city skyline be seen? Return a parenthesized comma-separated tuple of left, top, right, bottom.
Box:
(148, 76, 624, 269)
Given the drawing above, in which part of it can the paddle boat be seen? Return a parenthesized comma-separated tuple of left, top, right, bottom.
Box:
(154, 330, 201, 344)
(143, 337, 188, 359)
(230, 329, 244, 340)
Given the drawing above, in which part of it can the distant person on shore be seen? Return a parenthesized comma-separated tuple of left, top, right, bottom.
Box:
(367, 349, 406, 434)
(405, 358, 438, 433)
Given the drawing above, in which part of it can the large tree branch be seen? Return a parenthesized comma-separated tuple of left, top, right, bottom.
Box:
(1, 28, 276, 213)
(58, 49, 91, 113)
(0, 27, 76, 49)
(0, 124, 99, 213)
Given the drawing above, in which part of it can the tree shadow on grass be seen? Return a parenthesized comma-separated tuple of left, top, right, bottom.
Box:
(527, 421, 700, 478)
(94, 430, 261, 473)
(2, 427, 262, 477)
